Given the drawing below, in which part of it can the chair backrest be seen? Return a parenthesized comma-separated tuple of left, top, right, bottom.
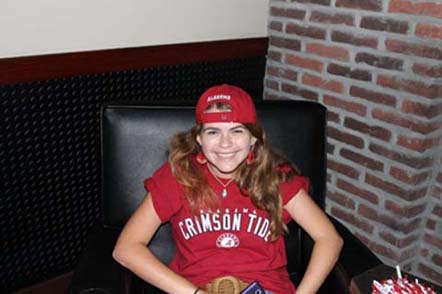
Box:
(101, 101, 327, 266)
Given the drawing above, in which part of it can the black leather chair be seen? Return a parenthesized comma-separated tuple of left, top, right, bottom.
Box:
(69, 101, 381, 294)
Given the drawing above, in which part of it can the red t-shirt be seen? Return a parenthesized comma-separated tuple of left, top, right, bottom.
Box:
(144, 162, 309, 294)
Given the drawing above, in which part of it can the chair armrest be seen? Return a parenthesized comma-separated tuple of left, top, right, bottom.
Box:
(286, 215, 381, 292)
(69, 225, 125, 294)
(331, 216, 383, 278)
(319, 262, 351, 294)
(69, 223, 175, 294)
(319, 217, 382, 294)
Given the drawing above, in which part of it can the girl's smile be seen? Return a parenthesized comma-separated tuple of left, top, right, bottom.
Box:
(197, 122, 256, 178)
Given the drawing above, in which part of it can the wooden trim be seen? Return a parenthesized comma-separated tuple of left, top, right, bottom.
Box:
(0, 38, 268, 85)
(15, 272, 73, 294)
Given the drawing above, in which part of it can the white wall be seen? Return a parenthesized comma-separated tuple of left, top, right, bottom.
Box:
(0, 0, 269, 58)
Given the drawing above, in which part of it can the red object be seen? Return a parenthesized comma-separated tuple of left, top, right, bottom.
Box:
(196, 151, 207, 164)
(246, 150, 254, 165)
(144, 162, 309, 293)
(195, 84, 257, 124)
(372, 277, 437, 294)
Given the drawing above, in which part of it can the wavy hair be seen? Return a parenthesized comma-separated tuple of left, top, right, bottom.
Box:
(168, 105, 300, 241)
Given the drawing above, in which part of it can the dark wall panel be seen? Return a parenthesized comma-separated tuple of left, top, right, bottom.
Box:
(0, 56, 266, 292)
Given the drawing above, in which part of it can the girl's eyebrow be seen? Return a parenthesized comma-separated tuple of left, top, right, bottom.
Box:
(202, 125, 245, 132)
(231, 125, 246, 131)
(202, 126, 219, 132)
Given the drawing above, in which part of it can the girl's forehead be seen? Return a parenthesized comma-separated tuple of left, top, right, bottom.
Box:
(202, 122, 244, 129)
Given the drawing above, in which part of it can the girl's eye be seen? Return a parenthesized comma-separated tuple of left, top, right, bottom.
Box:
(233, 128, 244, 134)
(206, 130, 218, 135)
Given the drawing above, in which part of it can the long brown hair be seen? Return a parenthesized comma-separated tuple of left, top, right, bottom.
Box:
(168, 122, 300, 241)
(235, 123, 299, 240)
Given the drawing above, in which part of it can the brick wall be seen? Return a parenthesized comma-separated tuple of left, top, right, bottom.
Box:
(264, 0, 442, 285)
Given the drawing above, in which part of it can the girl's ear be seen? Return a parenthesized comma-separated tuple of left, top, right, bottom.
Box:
(196, 135, 202, 146)
(251, 136, 257, 146)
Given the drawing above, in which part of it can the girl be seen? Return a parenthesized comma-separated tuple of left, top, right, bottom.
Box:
(113, 84, 343, 294)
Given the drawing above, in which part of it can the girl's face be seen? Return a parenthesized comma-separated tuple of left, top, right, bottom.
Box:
(197, 122, 257, 178)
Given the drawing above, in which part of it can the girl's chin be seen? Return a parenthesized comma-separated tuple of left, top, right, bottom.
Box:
(209, 163, 241, 177)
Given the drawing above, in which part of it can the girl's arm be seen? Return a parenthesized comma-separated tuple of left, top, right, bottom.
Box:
(284, 189, 343, 294)
(112, 193, 208, 294)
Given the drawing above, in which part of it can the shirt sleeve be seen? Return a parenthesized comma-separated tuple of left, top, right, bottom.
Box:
(144, 162, 183, 223)
(280, 175, 310, 223)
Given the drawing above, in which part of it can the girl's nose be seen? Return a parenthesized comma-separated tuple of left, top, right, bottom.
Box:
(219, 133, 232, 147)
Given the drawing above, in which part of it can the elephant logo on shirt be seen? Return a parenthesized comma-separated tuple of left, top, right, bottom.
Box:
(216, 233, 240, 248)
